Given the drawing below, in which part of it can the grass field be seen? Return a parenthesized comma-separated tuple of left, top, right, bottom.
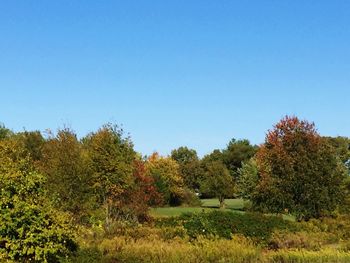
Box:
(150, 198, 245, 217)
(150, 198, 295, 221)
(201, 198, 245, 210)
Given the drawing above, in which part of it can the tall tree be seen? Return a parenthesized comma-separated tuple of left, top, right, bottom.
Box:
(39, 128, 89, 218)
(253, 116, 347, 220)
(83, 123, 135, 226)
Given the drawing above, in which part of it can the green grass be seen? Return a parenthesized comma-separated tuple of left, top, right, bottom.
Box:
(150, 198, 245, 217)
(150, 207, 213, 217)
(150, 198, 295, 221)
(201, 198, 245, 210)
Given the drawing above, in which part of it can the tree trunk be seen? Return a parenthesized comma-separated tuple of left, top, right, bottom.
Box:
(219, 196, 226, 209)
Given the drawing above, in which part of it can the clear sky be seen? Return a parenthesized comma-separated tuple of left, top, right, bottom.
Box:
(1, 1, 349, 156)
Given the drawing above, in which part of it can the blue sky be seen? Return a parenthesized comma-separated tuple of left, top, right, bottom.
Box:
(1, 1, 349, 156)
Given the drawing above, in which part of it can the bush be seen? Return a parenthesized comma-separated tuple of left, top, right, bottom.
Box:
(156, 210, 298, 243)
(268, 231, 326, 251)
(180, 188, 202, 206)
(0, 140, 77, 262)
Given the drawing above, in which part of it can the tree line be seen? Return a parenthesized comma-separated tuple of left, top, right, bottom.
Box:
(0, 116, 349, 261)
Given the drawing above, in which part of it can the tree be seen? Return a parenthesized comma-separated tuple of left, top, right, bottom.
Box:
(113, 159, 162, 222)
(17, 130, 45, 163)
(0, 139, 76, 262)
(171, 146, 198, 164)
(39, 128, 89, 218)
(253, 116, 347, 220)
(171, 146, 202, 191)
(324, 136, 350, 174)
(201, 149, 224, 164)
(145, 153, 184, 206)
(0, 123, 13, 140)
(83, 123, 136, 226)
(237, 158, 259, 200)
(222, 139, 257, 180)
(200, 160, 235, 208)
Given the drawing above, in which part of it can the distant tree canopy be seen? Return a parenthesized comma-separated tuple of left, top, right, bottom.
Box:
(171, 146, 202, 191)
(253, 116, 347, 220)
(222, 139, 257, 179)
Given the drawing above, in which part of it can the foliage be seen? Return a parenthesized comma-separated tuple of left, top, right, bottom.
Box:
(108, 159, 162, 222)
(157, 210, 297, 243)
(253, 116, 347, 220)
(200, 160, 234, 208)
(171, 146, 202, 191)
(83, 123, 136, 226)
(341, 176, 350, 214)
(237, 158, 259, 200)
(171, 146, 198, 164)
(201, 149, 224, 164)
(222, 138, 257, 179)
(39, 128, 90, 218)
(145, 153, 185, 206)
(324, 136, 350, 173)
(17, 130, 45, 163)
(0, 139, 76, 262)
(0, 123, 13, 140)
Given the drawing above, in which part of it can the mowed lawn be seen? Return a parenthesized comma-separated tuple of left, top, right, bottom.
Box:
(150, 198, 245, 217)
(150, 198, 295, 221)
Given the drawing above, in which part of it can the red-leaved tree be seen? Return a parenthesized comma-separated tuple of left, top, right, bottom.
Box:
(253, 116, 347, 220)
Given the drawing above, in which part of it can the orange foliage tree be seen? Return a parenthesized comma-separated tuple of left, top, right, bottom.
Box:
(253, 116, 347, 220)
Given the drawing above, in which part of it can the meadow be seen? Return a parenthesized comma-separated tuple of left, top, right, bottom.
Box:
(65, 202, 350, 263)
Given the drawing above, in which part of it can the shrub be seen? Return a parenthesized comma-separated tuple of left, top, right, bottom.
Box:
(0, 140, 77, 262)
(156, 210, 297, 243)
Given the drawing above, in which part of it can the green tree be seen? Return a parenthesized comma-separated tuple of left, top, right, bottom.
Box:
(253, 116, 347, 220)
(17, 130, 45, 163)
(201, 149, 224, 164)
(171, 146, 202, 191)
(200, 160, 235, 208)
(222, 139, 257, 180)
(0, 139, 76, 262)
(324, 136, 350, 173)
(0, 123, 13, 140)
(237, 158, 259, 200)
